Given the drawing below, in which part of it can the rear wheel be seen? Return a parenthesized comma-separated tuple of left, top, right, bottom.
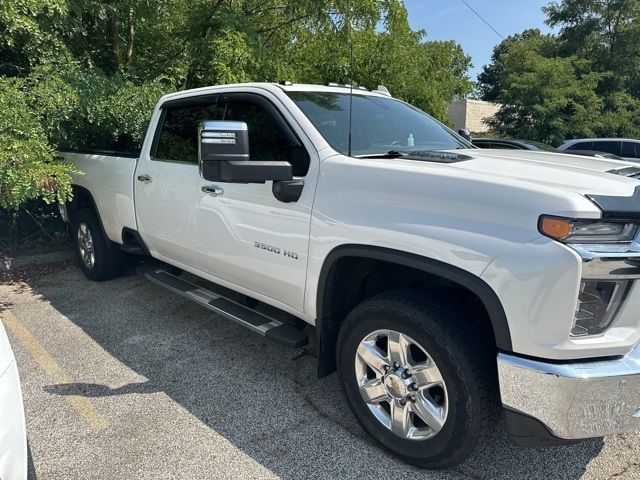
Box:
(336, 290, 498, 469)
(73, 208, 122, 281)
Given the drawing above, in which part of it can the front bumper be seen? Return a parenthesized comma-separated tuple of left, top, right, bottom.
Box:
(498, 345, 640, 442)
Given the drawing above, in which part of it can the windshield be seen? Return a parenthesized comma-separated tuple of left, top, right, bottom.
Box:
(286, 92, 472, 157)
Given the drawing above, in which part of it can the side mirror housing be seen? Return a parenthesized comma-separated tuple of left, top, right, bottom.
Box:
(458, 128, 472, 141)
(199, 121, 293, 183)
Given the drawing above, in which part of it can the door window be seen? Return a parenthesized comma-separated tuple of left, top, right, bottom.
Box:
(223, 99, 310, 176)
(622, 142, 640, 158)
(154, 99, 225, 163)
(567, 141, 593, 151)
(591, 141, 621, 156)
(488, 142, 519, 149)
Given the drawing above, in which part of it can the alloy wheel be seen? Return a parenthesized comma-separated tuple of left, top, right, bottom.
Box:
(355, 329, 448, 440)
(77, 222, 95, 269)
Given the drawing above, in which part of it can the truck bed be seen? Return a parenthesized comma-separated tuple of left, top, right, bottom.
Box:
(61, 150, 138, 244)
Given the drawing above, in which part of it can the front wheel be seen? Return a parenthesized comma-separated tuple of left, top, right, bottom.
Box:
(336, 290, 498, 469)
(73, 208, 122, 281)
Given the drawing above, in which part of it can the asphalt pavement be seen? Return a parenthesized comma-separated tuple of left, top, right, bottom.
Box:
(1, 260, 638, 479)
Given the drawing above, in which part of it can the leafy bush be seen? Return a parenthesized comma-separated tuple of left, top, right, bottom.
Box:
(26, 61, 170, 151)
(0, 77, 77, 211)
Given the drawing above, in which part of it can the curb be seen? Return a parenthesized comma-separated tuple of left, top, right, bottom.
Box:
(1, 249, 74, 271)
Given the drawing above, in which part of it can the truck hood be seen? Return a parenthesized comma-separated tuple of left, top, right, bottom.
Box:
(448, 148, 640, 197)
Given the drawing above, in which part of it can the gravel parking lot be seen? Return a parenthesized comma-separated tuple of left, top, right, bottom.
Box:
(1, 260, 639, 480)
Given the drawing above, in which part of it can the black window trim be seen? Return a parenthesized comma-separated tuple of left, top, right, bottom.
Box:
(150, 91, 311, 175)
(220, 92, 303, 150)
(150, 94, 221, 164)
(221, 92, 311, 176)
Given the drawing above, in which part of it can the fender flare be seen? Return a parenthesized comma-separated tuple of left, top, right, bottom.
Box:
(315, 244, 512, 377)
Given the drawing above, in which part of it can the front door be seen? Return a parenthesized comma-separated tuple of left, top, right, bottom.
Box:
(186, 91, 318, 312)
(136, 90, 318, 314)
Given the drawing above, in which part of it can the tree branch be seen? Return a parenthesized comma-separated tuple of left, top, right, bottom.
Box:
(257, 14, 312, 34)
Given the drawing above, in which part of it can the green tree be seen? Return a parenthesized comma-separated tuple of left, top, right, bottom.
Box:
(0, 0, 68, 75)
(485, 44, 605, 144)
(477, 29, 557, 101)
(544, 0, 640, 95)
(479, 0, 640, 142)
(0, 77, 78, 212)
(1, 0, 475, 237)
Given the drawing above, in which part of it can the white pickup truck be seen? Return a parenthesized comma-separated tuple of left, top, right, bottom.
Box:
(60, 82, 640, 469)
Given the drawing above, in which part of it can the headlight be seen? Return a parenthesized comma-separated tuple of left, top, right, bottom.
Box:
(539, 216, 639, 244)
(572, 280, 631, 337)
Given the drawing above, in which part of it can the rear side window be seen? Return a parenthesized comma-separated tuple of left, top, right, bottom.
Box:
(591, 140, 621, 156)
(622, 142, 640, 158)
(155, 101, 224, 163)
(568, 141, 593, 151)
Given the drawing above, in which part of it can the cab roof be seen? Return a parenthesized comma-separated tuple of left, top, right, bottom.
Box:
(159, 82, 392, 104)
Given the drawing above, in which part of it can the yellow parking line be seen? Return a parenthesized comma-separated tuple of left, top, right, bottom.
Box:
(2, 310, 109, 432)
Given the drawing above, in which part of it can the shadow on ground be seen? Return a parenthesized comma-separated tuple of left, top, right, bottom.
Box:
(26, 267, 603, 479)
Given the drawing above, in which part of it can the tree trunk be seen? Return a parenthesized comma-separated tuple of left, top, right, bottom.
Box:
(125, 8, 134, 66)
(106, 0, 120, 69)
(8, 211, 18, 253)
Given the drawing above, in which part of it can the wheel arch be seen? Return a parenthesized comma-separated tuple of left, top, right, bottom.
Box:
(315, 244, 512, 378)
(66, 185, 119, 252)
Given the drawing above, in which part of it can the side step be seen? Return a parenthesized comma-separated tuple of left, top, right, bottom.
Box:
(137, 264, 308, 348)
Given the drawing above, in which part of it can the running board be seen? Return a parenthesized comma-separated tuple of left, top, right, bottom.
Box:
(137, 264, 308, 348)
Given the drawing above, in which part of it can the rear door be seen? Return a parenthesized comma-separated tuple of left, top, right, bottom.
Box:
(134, 94, 224, 266)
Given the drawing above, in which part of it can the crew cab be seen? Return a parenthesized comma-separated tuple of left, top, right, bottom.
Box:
(60, 82, 640, 469)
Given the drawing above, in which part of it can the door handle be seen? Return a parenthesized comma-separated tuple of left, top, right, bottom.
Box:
(137, 174, 152, 183)
(201, 185, 224, 196)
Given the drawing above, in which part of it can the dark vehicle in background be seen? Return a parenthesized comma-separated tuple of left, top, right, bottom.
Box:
(473, 137, 626, 161)
(472, 138, 558, 152)
(558, 138, 640, 162)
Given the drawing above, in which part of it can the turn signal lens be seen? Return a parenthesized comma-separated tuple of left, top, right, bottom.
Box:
(540, 217, 573, 240)
(539, 216, 639, 243)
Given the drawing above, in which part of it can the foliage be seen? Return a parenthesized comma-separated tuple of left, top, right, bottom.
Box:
(483, 36, 606, 144)
(0, 0, 474, 232)
(479, 0, 640, 143)
(0, 77, 77, 211)
(544, 0, 640, 96)
(25, 61, 170, 150)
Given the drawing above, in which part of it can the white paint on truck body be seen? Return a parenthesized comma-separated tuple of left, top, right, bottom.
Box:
(63, 82, 640, 362)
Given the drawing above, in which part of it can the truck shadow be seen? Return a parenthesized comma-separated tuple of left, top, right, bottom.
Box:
(30, 267, 603, 480)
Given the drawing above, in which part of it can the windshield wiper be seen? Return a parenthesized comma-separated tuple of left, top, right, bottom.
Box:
(356, 150, 408, 159)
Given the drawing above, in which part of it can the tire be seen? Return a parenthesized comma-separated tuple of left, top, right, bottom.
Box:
(72, 208, 122, 281)
(336, 289, 499, 469)
(27, 440, 37, 479)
